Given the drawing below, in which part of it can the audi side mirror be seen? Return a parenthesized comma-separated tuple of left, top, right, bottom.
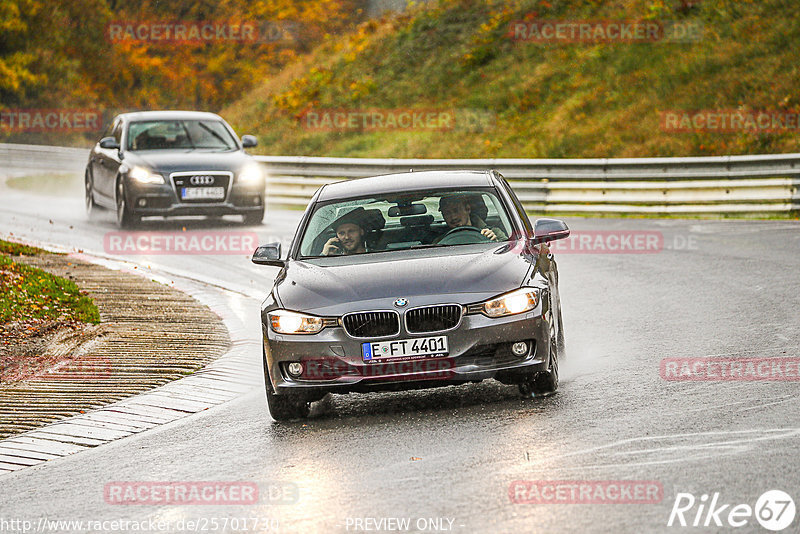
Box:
(241, 135, 258, 148)
(531, 218, 570, 245)
(252, 242, 284, 267)
(99, 137, 120, 150)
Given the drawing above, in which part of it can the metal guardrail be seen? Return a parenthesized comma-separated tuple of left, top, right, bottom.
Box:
(0, 143, 87, 172)
(256, 154, 800, 215)
(2, 143, 798, 215)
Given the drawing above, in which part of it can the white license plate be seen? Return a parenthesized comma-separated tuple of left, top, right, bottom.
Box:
(181, 187, 225, 200)
(362, 336, 448, 362)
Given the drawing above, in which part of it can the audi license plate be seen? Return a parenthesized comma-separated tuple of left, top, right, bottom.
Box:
(362, 336, 448, 362)
(181, 187, 224, 200)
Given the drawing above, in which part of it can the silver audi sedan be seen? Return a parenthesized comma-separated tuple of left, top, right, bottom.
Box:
(85, 110, 266, 227)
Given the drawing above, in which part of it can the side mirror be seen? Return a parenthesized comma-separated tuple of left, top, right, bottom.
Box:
(99, 137, 120, 150)
(241, 135, 258, 148)
(252, 242, 284, 267)
(531, 218, 570, 245)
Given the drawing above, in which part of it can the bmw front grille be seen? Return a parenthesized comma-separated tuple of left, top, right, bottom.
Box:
(341, 311, 400, 338)
(405, 304, 463, 334)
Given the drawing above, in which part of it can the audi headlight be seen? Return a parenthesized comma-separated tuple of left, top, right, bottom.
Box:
(129, 166, 164, 184)
(238, 163, 263, 184)
(481, 288, 540, 318)
(269, 310, 324, 334)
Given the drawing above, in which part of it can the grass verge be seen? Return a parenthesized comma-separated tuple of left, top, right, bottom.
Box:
(0, 239, 99, 331)
(225, 0, 800, 159)
(5, 173, 83, 196)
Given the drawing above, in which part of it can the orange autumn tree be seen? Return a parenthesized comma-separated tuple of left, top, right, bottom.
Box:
(98, 0, 367, 111)
(1, 0, 365, 140)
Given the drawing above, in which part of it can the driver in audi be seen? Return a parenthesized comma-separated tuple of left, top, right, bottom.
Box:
(435, 194, 507, 243)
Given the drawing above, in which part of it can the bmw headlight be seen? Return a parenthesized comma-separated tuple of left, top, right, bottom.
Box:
(128, 166, 164, 184)
(238, 163, 263, 184)
(481, 288, 540, 318)
(269, 310, 324, 334)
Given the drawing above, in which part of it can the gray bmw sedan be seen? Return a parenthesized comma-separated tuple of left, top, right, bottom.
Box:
(253, 170, 570, 420)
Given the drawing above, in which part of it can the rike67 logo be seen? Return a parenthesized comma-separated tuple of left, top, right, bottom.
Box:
(668, 490, 796, 531)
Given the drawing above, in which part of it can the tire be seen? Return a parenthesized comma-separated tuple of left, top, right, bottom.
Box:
(518, 291, 560, 398)
(263, 349, 310, 421)
(265, 380, 311, 421)
(518, 343, 558, 398)
(85, 170, 102, 218)
(243, 207, 265, 226)
(116, 179, 139, 229)
(556, 298, 566, 358)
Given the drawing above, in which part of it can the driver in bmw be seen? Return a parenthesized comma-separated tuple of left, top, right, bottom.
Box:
(436, 194, 507, 243)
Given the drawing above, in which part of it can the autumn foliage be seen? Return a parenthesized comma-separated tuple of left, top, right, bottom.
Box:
(0, 0, 365, 140)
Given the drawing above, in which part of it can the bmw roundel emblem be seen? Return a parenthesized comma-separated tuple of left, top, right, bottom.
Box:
(394, 298, 408, 308)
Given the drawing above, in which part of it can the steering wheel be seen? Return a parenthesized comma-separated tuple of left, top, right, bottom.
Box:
(437, 226, 492, 245)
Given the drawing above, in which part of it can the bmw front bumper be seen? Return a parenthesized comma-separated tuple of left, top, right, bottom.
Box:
(262, 302, 554, 396)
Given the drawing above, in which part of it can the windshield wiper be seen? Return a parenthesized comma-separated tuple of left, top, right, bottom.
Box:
(180, 122, 196, 149)
(198, 122, 233, 148)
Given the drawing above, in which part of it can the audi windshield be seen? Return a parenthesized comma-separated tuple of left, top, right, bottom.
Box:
(126, 120, 238, 151)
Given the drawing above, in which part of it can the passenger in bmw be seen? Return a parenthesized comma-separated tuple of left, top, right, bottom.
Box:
(322, 208, 368, 255)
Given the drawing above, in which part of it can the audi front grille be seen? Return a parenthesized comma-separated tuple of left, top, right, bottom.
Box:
(171, 171, 232, 203)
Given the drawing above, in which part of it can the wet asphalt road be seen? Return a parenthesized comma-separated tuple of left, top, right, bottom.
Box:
(0, 176, 799, 533)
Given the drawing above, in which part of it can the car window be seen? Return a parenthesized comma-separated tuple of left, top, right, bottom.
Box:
(498, 173, 532, 235)
(126, 120, 237, 151)
(111, 120, 123, 143)
(101, 119, 115, 139)
(298, 188, 514, 258)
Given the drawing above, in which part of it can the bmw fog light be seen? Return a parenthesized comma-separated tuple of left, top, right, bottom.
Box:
(287, 362, 304, 377)
(512, 342, 528, 356)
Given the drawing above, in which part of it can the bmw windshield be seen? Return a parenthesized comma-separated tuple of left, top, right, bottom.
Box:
(297, 188, 515, 259)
